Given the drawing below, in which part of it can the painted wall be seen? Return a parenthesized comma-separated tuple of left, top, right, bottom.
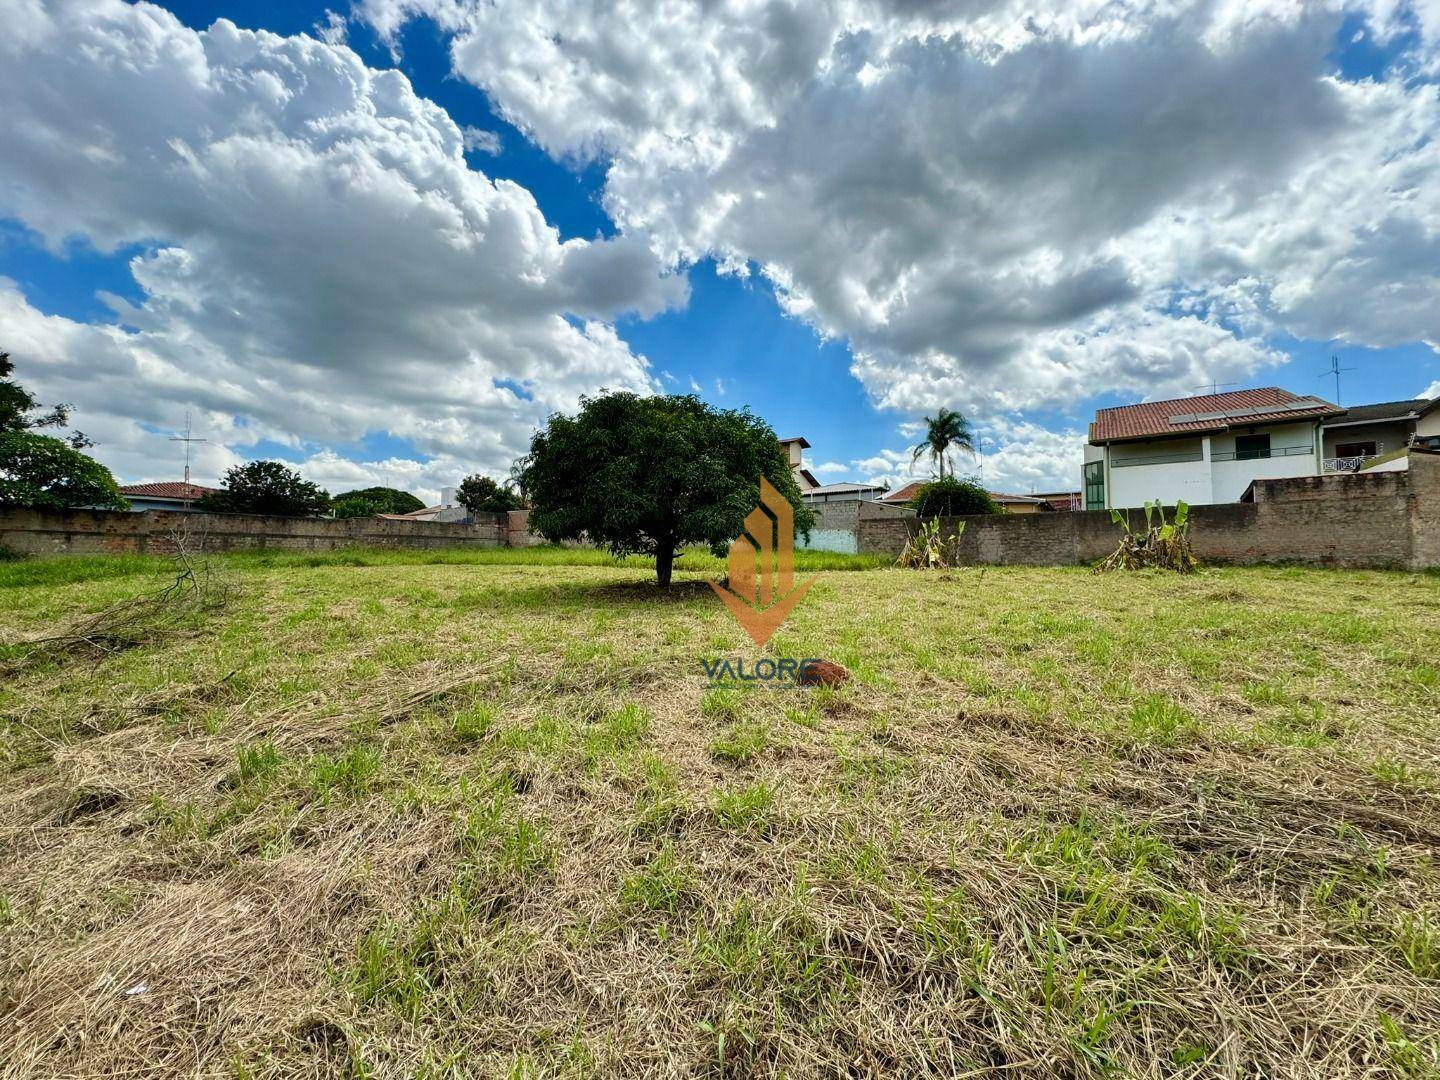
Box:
(1321, 421, 1414, 458)
(854, 451, 1438, 570)
(1107, 437, 1210, 508)
(1208, 421, 1319, 502)
(797, 499, 913, 554)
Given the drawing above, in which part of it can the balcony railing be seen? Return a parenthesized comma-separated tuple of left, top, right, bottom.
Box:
(1111, 451, 1204, 468)
(1210, 445, 1315, 462)
(1323, 456, 1368, 473)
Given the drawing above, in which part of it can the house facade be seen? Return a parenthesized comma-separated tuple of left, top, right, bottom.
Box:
(117, 481, 219, 512)
(801, 481, 889, 503)
(779, 437, 820, 490)
(1084, 387, 1440, 509)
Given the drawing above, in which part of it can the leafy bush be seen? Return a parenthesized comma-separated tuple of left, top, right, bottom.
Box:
(1095, 501, 1198, 573)
(0, 432, 128, 510)
(897, 519, 967, 569)
(456, 474, 523, 514)
(199, 460, 330, 517)
(908, 477, 1000, 517)
(331, 486, 425, 518)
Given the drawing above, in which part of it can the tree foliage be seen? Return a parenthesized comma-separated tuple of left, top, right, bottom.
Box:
(456, 474, 523, 514)
(516, 392, 814, 586)
(1, 350, 90, 447)
(910, 408, 974, 479)
(331, 486, 425, 518)
(908, 476, 1001, 517)
(198, 460, 331, 517)
(0, 432, 128, 510)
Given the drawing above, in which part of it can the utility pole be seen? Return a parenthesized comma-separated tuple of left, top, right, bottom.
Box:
(1319, 356, 1355, 405)
(169, 411, 207, 486)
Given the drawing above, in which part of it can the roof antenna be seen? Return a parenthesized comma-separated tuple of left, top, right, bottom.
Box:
(1319, 356, 1355, 406)
(1192, 380, 1238, 396)
(169, 411, 207, 484)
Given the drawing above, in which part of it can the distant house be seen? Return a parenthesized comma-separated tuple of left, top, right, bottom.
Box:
(377, 486, 471, 523)
(1030, 490, 1083, 511)
(779, 437, 820, 490)
(118, 481, 219, 512)
(879, 481, 924, 505)
(881, 481, 1080, 512)
(800, 481, 889, 503)
(1319, 399, 1440, 469)
(988, 492, 1052, 514)
(1084, 387, 1440, 509)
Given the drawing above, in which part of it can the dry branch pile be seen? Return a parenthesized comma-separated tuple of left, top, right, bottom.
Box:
(3, 531, 232, 675)
(1096, 500, 1199, 574)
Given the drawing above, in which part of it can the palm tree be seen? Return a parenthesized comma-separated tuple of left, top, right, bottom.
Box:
(910, 408, 975, 479)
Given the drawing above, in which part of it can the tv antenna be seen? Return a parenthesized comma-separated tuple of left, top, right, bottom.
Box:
(1193, 380, 1238, 396)
(1319, 356, 1355, 405)
(169, 411, 207, 485)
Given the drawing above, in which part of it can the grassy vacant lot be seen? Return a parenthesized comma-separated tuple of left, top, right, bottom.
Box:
(1, 548, 1437, 1078)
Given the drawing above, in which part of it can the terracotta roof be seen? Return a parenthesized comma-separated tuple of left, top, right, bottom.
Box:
(880, 481, 924, 504)
(1090, 387, 1341, 444)
(778, 436, 812, 448)
(118, 481, 219, 500)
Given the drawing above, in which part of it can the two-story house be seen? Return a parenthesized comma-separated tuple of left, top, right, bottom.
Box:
(779, 437, 820, 491)
(1083, 387, 1440, 509)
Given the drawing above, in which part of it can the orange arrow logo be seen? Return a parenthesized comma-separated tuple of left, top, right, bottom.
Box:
(709, 476, 817, 647)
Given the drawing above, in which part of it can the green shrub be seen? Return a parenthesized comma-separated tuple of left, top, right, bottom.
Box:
(0, 432, 128, 510)
(908, 476, 1000, 517)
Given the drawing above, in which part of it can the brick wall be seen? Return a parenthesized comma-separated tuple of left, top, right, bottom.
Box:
(858, 451, 1439, 570)
(0, 506, 510, 557)
(6, 454, 1436, 567)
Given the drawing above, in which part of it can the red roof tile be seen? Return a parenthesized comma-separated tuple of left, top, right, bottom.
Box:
(118, 482, 219, 500)
(1091, 387, 1341, 443)
(879, 481, 924, 503)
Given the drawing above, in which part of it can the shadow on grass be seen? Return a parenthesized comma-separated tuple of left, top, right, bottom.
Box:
(493, 578, 719, 611)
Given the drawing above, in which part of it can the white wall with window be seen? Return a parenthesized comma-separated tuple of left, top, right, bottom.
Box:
(1208, 422, 1320, 502)
(1107, 437, 1212, 508)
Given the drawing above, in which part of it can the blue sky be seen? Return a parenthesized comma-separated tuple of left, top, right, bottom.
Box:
(2, 1, 1436, 499)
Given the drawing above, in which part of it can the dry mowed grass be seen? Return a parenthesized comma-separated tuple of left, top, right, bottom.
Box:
(1, 552, 1438, 1078)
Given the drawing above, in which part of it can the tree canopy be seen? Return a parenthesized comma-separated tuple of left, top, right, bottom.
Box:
(331, 486, 425, 518)
(456, 474, 523, 514)
(908, 476, 1001, 517)
(516, 392, 813, 586)
(199, 460, 331, 517)
(0, 432, 128, 510)
(910, 408, 975, 479)
(1, 350, 90, 448)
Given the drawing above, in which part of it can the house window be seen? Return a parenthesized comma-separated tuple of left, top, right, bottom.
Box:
(1335, 441, 1377, 458)
(1234, 433, 1271, 460)
(1084, 461, 1105, 510)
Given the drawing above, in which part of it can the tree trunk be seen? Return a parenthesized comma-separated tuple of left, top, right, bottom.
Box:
(656, 544, 674, 588)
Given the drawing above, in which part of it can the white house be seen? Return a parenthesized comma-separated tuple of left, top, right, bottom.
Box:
(1083, 387, 1440, 509)
(117, 481, 219, 512)
(800, 481, 889, 503)
(779, 437, 820, 490)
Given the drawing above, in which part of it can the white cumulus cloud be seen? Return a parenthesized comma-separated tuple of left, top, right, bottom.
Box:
(0, 0, 684, 499)
(360, 0, 1440, 421)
